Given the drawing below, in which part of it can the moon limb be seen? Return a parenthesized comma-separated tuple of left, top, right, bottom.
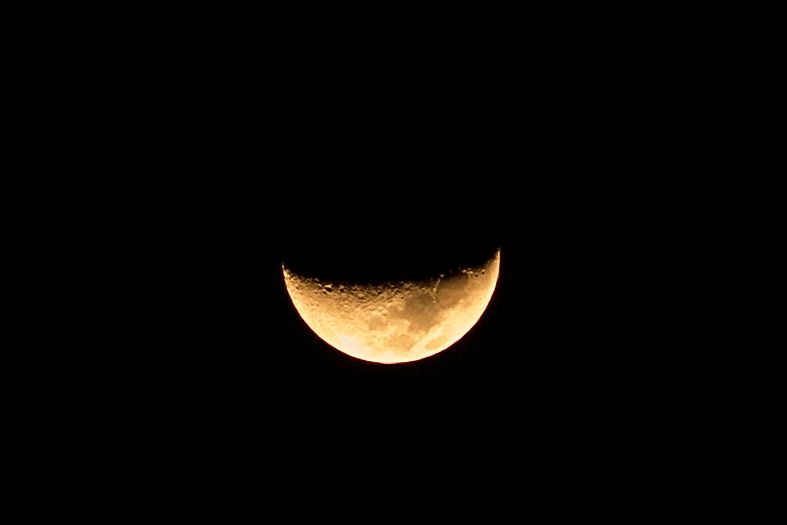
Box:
(282, 250, 500, 364)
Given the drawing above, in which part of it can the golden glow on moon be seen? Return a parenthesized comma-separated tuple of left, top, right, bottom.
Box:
(282, 250, 500, 364)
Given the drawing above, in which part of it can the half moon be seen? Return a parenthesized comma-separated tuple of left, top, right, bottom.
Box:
(282, 250, 500, 364)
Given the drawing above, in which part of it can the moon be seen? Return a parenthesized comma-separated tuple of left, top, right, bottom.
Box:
(282, 250, 500, 364)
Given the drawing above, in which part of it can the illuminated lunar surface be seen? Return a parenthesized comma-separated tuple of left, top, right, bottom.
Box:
(282, 250, 500, 364)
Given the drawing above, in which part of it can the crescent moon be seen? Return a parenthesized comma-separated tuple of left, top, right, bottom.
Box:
(282, 250, 500, 364)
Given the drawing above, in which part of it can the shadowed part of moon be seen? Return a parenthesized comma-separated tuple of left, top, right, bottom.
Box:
(282, 250, 500, 364)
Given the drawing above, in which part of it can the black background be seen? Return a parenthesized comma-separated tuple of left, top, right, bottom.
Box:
(21, 7, 782, 521)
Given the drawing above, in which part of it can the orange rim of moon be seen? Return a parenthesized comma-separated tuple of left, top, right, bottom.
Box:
(282, 250, 500, 364)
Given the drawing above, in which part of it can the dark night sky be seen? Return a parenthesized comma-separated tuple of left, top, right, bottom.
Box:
(21, 7, 781, 521)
